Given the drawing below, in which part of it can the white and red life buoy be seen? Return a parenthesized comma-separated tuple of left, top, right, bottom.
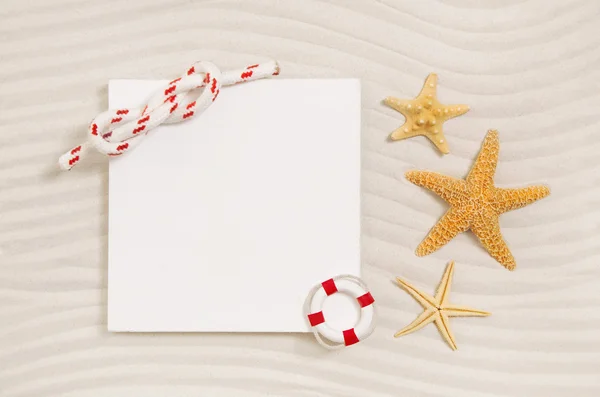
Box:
(304, 275, 376, 349)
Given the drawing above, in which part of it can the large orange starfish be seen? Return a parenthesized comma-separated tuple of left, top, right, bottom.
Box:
(384, 73, 469, 154)
(406, 130, 550, 270)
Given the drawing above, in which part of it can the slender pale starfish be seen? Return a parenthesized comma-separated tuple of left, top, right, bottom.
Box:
(394, 261, 490, 350)
(384, 73, 469, 154)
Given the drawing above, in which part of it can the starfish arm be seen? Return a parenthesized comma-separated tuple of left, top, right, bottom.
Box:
(394, 309, 437, 338)
(405, 171, 468, 206)
(417, 73, 437, 98)
(425, 128, 451, 154)
(466, 130, 499, 189)
(493, 185, 550, 214)
(395, 277, 437, 309)
(434, 261, 455, 306)
(438, 104, 470, 121)
(415, 208, 471, 257)
(443, 305, 491, 317)
(384, 97, 414, 117)
(471, 212, 517, 271)
(390, 121, 421, 141)
(434, 312, 458, 350)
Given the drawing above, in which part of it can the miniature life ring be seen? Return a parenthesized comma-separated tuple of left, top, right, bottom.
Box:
(304, 274, 376, 349)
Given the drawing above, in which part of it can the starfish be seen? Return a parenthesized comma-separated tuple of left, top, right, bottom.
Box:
(394, 261, 489, 350)
(406, 129, 550, 270)
(384, 73, 469, 154)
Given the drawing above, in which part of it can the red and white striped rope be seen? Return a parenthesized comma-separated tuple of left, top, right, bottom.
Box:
(59, 60, 280, 170)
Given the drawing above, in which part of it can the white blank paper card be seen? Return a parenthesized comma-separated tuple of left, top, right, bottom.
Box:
(107, 78, 361, 332)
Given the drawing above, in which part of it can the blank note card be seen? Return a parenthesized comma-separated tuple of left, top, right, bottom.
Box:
(107, 78, 361, 332)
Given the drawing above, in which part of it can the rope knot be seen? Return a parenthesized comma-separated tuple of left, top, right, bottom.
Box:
(59, 61, 280, 170)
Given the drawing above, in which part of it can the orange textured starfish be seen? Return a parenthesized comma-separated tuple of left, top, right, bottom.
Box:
(406, 130, 550, 270)
(384, 73, 469, 154)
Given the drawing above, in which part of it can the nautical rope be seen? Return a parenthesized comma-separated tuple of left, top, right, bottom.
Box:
(59, 60, 280, 170)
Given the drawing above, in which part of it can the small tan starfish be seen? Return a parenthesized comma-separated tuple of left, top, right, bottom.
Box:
(384, 73, 469, 154)
(406, 129, 550, 270)
(395, 261, 489, 350)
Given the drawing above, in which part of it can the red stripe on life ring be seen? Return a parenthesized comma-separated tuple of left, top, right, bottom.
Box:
(357, 292, 374, 307)
(308, 311, 325, 326)
(343, 329, 360, 346)
(322, 279, 338, 295)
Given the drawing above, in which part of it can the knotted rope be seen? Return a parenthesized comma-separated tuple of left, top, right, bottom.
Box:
(59, 61, 280, 170)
